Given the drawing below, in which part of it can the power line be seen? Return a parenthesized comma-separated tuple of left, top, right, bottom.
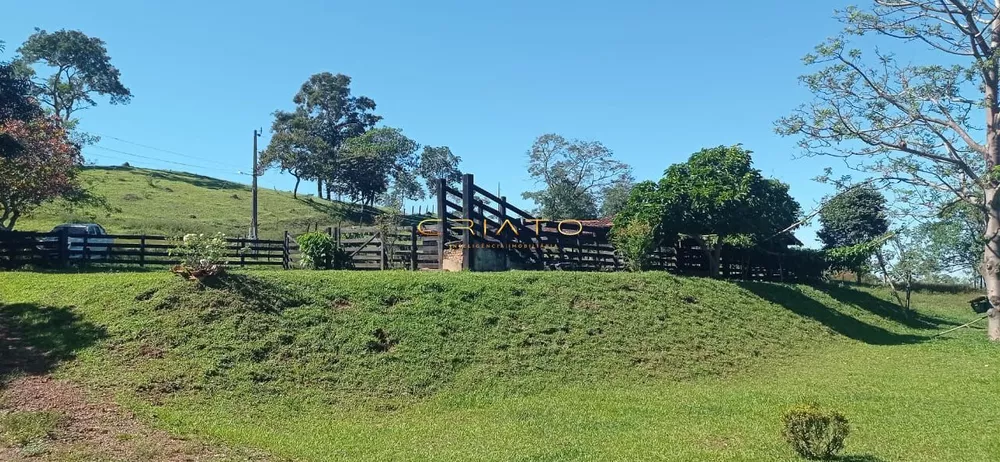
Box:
(90, 145, 242, 175)
(89, 132, 245, 170)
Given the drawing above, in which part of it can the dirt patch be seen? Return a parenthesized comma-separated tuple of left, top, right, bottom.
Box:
(0, 376, 271, 461)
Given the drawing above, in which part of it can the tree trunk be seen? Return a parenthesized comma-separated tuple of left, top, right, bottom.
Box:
(983, 187, 1000, 341)
(317, 179, 323, 198)
(693, 235, 721, 278)
(292, 175, 300, 199)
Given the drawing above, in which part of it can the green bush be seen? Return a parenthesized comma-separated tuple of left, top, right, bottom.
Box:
(611, 219, 656, 271)
(782, 403, 850, 460)
(296, 232, 352, 269)
(168, 232, 232, 280)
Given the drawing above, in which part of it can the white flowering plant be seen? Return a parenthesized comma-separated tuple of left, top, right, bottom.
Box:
(169, 233, 231, 280)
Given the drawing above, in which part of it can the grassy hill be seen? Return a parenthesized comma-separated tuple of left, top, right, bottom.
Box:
(14, 166, 371, 239)
(1, 270, 995, 460)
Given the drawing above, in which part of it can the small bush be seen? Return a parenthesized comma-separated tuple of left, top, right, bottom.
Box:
(782, 403, 850, 460)
(611, 219, 655, 271)
(168, 232, 231, 280)
(297, 232, 352, 269)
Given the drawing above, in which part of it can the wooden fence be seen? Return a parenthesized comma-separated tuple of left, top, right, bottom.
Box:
(288, 225, 439, 270)
(0, 230, 289, 269)
(429, 173, 809, 280)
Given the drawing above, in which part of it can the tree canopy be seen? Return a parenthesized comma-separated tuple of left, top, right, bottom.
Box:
(15, 28, 131, 127)
(522, 134, 632, 219)
(0, 117, 81, 230)
(615, 145, 801, 277)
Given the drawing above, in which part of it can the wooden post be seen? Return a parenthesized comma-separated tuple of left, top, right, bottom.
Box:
(139, 235, 146, 267)
(498, 196, 508, 269)
(379, 231, 386, 270)
(436, 178, 448, 269)
(240, 237, 246, 267)
(57, 228, 69, 268)
(461, 173, 474, 271)
(82, 234, 89, 268)
(283, 231, 290, 270)
(410, 224, 418, 271)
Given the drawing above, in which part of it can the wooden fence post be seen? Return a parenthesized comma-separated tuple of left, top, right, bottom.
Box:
(57, 228, 69, 268)
(436, 178, 447, 269)
(410, 224, 418, 271)
(461, 173, 474, 271)
(82, 234, 89, 269)
(139, 235, 146, 267)
(498, 196, 508, 269)
(240, 237, 246, 267)
(283, 231, 291, 270)
(379, 231, 386, 270)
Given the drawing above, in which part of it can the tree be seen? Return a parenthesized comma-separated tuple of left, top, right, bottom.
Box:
(290, 73, 380, 199)
(615, 145, 801, 277)
(15, 29, 131, 131)
(0, 57, 42, 159)
(522, 134, 632, 219)
(919, 203, 983, 279)
(817, 184, 890, 282)
(259, 110, 324, 198)
(599, 178, 634, 218)
(416, 146, 462, 193)
(775, 1, 1000, 340)
(0, 117, 82, 230)
(337, 127, 419, 210)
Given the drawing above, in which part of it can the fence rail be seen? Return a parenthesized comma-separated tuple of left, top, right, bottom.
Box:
(0, 231, 290, 269)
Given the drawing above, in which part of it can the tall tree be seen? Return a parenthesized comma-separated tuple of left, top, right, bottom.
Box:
(15, 29, 131, 131)
(1, 48, 42, 159)
(599, 178, 634, 218)
(259, 110, 323, 198)
(817, 184, 890, 282)
(523, 134, 632, 219)
(615, 145, 801, 277)
(337, 127, 420, 209)
(264, 72, 380, 199)
(0, 117, 81, 230)
(776, 1, 1000, 340)
(416, 146, 462, 193)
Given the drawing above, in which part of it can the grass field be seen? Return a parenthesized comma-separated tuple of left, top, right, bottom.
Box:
(1, 270, 995, 461)
(13, 166, 371, 239)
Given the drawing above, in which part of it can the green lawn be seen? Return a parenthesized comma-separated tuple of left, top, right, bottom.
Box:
(0, 271, 995, 461)
(14, 166, 370, 239)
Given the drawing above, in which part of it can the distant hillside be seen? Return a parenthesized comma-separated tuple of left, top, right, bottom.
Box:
(15, 166, 371, 239)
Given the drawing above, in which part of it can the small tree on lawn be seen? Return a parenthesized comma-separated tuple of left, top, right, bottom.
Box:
(615, 145, 801, 278)
(817, 184, 889, 283)
(0, 117, 81, 230)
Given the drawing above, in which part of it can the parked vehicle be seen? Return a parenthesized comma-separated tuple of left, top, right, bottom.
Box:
(40, 223, 114, 259)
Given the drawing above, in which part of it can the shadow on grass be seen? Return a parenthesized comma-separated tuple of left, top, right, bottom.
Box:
(201, 273, 307, 313)
(838, 456, 888, 462)
(816, 283, 957, 329)
(738, 282, 925, 345)
(0, 303, 106, 380)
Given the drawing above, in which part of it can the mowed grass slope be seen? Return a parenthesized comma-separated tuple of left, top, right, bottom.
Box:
(15, 166, 366, 239)
(0, 271, 995, 461)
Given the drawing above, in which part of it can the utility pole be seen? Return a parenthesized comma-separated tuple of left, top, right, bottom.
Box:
(250, 129, 261, 240)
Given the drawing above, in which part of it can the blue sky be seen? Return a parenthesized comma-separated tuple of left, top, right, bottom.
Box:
(2, 0, 858, 246)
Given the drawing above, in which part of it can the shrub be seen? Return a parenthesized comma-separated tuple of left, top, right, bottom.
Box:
(611, 218, 656, 271)
(782, 403, 850, 460)
(297, 232, 353, 269)
(168, 232, 231, 280)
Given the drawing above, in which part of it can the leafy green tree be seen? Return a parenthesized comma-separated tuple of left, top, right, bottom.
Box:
(775, 0, 1000, 340)
(599, 178, 634, 218)
(338, 127, 419, 210)
(0, 117, 81, 230)
(816, 184, 889, 282)
(0, 55, 41, 158)
(264, 72, 380, 199)
(919, 203, 982, 279)
(416, 146, 462, 193)
(615, 145, 801, 277)
(523, 133, 632, 219)
(259, 110, 324, 198)
(15, 29, 131, 136)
